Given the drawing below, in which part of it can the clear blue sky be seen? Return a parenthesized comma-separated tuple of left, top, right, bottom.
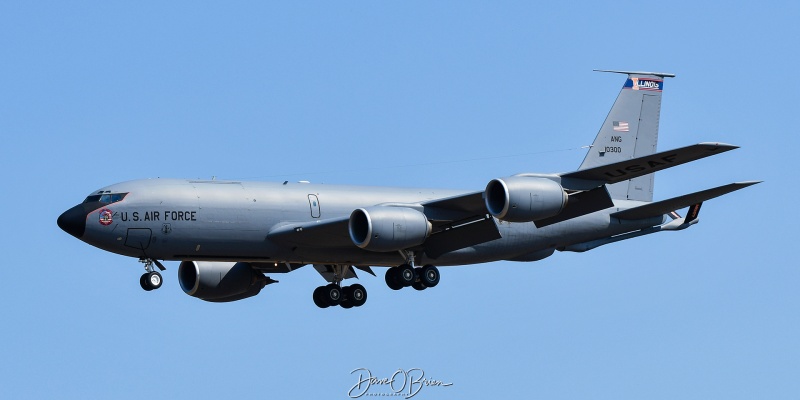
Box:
(2, 1, 798, 399)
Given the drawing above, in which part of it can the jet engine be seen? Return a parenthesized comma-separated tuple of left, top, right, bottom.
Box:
(484, 177, 568, 222)
(348, 207, 432, 252)
(178, 261, 268, 302)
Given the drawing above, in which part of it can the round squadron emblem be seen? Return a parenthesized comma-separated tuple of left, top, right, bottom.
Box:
(99, 209, 113, 226)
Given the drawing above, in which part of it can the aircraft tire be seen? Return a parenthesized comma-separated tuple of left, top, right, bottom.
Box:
(349, 284, 367, 307)
(313, 286, 329, 308)
(412, 281, 427, 291)
(396, 264, 416, 287)
(323, 284, 342, 306)
(340, 299, 354, 309)
(140, 274, 153, 291)
(385, 268, 404, 290)
(420, 265, 440, 288)
(146, 271, 163, 290)
(340, 286, 354, 309)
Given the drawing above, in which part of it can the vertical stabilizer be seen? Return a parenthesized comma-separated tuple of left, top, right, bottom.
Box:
(579, 70, 675, 202)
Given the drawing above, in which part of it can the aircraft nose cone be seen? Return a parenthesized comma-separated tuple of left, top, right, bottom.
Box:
(57, 204, 87, 238)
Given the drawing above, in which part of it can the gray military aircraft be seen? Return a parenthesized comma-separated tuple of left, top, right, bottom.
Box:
(58, 70, 759, 309)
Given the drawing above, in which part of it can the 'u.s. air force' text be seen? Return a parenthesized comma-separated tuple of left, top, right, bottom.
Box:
(120, 211, 197, 222)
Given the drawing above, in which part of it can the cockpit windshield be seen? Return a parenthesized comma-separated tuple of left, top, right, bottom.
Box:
(83, 192, 128, 204)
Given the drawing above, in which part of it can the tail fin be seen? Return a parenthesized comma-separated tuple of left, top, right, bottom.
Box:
(579, 70, 675, 202)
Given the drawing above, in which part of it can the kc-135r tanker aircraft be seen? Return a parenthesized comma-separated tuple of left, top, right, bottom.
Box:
(58, 70, 759, 309)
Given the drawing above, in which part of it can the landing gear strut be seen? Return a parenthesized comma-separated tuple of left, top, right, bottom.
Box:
(139, 258, 165, 291)
(312, 265, 368, 309)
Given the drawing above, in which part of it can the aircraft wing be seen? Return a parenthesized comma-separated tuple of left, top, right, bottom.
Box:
(560, 143, 738, 188)
(419, 192, 503, 257)
(611, 181, 761, 220)
(267, 191, 501, 258)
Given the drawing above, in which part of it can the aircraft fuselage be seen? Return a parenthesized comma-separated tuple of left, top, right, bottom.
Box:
(59, 178, 661, 267)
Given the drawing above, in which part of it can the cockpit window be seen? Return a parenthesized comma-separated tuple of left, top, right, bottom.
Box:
(100, 193, 126, 203)
(83, 192, 128, 204)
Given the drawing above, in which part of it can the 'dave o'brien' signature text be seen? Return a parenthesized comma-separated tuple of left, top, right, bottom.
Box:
(348, 368, 453, 399)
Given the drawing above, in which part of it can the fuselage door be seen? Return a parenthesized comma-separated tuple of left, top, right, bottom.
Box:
(125, 228, 152, 250)
(308, 194, 321, 218)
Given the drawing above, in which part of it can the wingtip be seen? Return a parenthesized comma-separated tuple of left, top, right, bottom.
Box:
(698, 142, 739, 150)
(736, 180, 763, 186)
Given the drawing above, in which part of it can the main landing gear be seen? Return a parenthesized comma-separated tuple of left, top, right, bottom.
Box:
(385, 264, 440, 291)
(139, 258, 165, 291)
(312, 265, 368, 309)
(385, 251, 440, 291)
(313, 283, 367, 309)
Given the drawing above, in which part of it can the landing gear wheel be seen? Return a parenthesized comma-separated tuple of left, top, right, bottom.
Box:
(348, 284, 367, 307)
(385, 268, 404, 290)
(146, 271, 163, 290)
(140, 271, 162, 291)
(420, 265, 440, 288)
(140, 274, 153, 291)
(341, 286, 355, 309)
(412, 267, 427, 290)
(396, 264, 416, 287)
(323, 284, 342, 306)
(313, 286, 330, 308)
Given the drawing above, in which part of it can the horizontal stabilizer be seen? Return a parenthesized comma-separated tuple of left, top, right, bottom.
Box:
(562, 143, 739, 187)
(594, 69, 676, 78)
(611, 181, 761, 220)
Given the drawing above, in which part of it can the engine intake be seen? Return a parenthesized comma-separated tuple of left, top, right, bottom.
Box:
(349, 207, 432, 252)
(178, 261, 268, 302)
(485, 177, 567, 222)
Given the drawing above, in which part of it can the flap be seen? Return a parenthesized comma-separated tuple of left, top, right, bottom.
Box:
(424, 215, 502, 259)
(266, 216, 352, 247)
(534, 185, 614, 227)
(422, 190, 487, 220)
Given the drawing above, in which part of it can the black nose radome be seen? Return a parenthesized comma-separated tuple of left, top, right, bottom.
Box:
(57, 204, 89, 238)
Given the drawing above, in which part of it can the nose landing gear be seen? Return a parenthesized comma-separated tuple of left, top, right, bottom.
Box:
(139, 258, 166, 291)
(140, 271, 162, 291)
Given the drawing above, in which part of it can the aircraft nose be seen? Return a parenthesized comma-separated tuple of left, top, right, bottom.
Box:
(57, 204, 88, 238)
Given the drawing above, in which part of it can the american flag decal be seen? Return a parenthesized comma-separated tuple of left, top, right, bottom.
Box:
(613, 121, 629, 132)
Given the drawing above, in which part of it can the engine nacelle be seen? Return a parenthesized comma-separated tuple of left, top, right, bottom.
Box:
(349, 207, 432, 252)
(178, 261, 268, 302)
(484, 176, 568, 222)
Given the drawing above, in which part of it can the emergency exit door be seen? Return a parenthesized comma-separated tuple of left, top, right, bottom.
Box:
(308, 195, 321, 218)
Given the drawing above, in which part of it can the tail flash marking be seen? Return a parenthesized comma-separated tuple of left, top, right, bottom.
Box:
(625, 77, 664, 91)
